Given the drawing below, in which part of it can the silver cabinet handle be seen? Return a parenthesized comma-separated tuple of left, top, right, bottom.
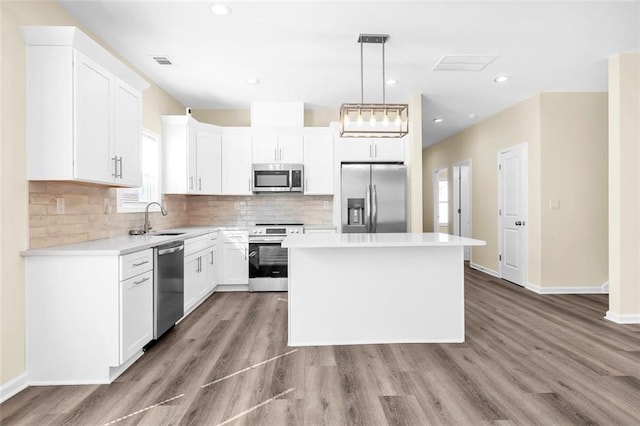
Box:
(274, 147, 277, 162)
(132, 260, 149, 267)
(248, 178, 252, 192)
(133, 277, 149, 286)
(118, 156, 123, 178)
(279, 148, 282, 162)
(305, 178, 308, 193)
(369, 144, 373, 158)
(374, 144, 377, 158)
(210, 251, 214, 265)
(199, 177, 202, 191)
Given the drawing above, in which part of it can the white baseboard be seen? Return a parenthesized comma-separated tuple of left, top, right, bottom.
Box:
(215, 284, 249, 292)
(605, 310, 640, 324)
(0, 372, 29, 404)
(469, 263, 499, 278)
(525, 281, 609, 294)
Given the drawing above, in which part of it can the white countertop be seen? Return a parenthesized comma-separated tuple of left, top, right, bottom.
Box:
(282, 232, 486, 248)
(20, 227, 245, 257)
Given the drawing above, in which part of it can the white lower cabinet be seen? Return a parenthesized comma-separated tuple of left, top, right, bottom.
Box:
(120, 270, 153, 363)
(221, 230, 249, 285)
(25, 248, 154, 384)
(183, 232, 219, 314)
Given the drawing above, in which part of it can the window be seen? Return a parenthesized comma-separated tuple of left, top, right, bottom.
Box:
(438, 179, 448, 225)
(117, 129, 161, 212)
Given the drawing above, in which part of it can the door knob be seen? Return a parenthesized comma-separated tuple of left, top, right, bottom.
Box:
(515, 221, 522, 226)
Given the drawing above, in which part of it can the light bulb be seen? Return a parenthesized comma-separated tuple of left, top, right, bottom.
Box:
(394, 115, 402, 126)
(357, 112, 364, 126)
(369, 114, 376, 126)
(382, 113, 389, 127)
(344, 114, 351, 126)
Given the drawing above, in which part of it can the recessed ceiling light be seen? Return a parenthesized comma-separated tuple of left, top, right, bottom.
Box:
(468, 113, 478, 119)
(494, 74, 510, 83)
(433, 118, 444, 124)
(210, 3, 232, 15)
(385, 79, 398, 85)
(245, 77, 259, 85)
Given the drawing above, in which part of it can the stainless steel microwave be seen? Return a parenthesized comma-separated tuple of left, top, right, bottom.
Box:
(252, 163, 304, 193)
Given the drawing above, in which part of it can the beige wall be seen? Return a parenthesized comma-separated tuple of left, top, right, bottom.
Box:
(422, 95, 541, 276)
(608, 53, 640, 319)
(423, 93, 609, 290)
(192, 108, 338, 127)
(0, 0, 184, 386)
(540, 93, 608, 287)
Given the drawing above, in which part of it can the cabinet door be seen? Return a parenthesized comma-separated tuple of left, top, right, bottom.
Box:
(73, 50, 114, 183)
(222, 243, 248, 284)
(114, 80, 143, 187)
(372, 137, 405, 162)
(196, 131, 222, 194)
(222, 134, 253, 195)
(252, 134, 278, 163)
(120, 270, 153, 363)
(303, 134, 333, 194)
(278, 134, 304, 163)
(187, 125, 198, 193)
(336, 137, 372, 162)
(184, 253, 200, 313)
(206, 246, 218, 291)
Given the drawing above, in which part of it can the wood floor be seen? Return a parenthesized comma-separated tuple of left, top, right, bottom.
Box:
(2, 266, 639, 425)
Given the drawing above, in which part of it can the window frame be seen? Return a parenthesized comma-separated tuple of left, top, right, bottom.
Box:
(116, 128, 162, 213)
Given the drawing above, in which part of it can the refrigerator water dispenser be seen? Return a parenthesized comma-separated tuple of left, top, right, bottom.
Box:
(347, 198, 365, 225)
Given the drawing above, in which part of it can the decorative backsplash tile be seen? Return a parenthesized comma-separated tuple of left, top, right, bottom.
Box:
(28, 182, 333, 249)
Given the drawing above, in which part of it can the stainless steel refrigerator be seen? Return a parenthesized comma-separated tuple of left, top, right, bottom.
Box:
(341, 164, 407, 233)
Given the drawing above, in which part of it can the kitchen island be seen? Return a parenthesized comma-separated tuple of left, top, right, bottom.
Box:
(282, 233, 486, 346)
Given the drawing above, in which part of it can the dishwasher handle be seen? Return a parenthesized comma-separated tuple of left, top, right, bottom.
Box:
(157, 241, 184, 256)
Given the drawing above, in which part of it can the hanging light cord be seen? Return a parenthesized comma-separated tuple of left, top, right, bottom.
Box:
(382, 39, 386, 104)
(360, 38, 364, 105)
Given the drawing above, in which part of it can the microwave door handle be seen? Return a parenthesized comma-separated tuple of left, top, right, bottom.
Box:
(289, 169, 293, 191)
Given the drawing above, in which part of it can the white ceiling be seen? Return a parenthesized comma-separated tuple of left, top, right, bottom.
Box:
(58, 0, 640, 147)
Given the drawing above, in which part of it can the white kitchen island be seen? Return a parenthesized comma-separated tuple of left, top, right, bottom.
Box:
(282, 233, 486, 346)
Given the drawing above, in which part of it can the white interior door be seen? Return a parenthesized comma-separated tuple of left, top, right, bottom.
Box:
(498, 145, 527, 286)
(433, 168, 448, 233)
(453, 162, 471, 261)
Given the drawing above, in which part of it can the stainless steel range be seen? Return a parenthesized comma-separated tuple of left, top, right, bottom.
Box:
(248, 223, 303, 292)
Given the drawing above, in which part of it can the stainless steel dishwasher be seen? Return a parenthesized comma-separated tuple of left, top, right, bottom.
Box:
(153, 241, 184, 339)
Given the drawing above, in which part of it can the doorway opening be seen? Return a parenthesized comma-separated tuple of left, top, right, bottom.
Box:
(433, 168, 449, 233)
(452, 161, 471, 261)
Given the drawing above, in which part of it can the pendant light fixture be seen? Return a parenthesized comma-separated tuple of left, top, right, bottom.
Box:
(339, 34, 408, 138)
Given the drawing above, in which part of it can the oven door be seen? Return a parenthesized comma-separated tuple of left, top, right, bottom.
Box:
(249, 240, 288, 278)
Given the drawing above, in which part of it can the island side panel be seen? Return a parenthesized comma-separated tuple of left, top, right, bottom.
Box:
(288, 245, 464, 346)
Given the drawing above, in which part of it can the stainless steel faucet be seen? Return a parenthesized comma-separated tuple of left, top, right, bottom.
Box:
(144, 202, 168, 234)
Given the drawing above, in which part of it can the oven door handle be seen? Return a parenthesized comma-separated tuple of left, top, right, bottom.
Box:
(248, 250, 258, 258)
(249, 238, 285, 243)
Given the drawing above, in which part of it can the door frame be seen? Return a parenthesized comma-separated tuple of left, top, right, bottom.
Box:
(497, 143, 528, 285)
(452, 159, 472, 261)
(433, 167, 448, 232)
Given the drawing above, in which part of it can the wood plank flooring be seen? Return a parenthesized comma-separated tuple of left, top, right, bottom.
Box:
(2, 266, 639, 425)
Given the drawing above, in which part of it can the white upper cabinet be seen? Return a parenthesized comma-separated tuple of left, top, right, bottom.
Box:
(303, 134, 334, 195)
(162, 116, 222, 195)
(337, 136, 405, 163)
(222, 133, 253, 195)
(196, 131, 223, 194)
(21, 26, 148, 187)
(252, 134, 303, 164)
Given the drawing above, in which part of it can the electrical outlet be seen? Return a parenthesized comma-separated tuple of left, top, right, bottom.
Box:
(549, 199, 560, 210)
(56, 198, 65, 214)
(323, 200, 330, 210)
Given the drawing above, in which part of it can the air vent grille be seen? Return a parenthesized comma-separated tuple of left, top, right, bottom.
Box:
(432, 55, 498, 71)
(152, 56, 173, 65)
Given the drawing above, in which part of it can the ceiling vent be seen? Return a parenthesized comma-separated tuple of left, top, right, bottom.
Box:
(152, 55, 173, 65)
(432, 55, 498, 71)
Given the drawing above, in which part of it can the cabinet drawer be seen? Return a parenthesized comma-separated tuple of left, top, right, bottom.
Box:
(185, 235, 208, 256)
(120, 249, 153, 281)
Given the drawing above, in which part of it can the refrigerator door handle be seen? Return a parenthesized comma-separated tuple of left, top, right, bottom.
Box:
(372, 184, 378, 233)
(365, 184, 372, 232)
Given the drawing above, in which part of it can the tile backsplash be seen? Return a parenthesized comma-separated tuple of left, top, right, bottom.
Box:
(187, 194, 333, 227)
(28, 182, 333, 249)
